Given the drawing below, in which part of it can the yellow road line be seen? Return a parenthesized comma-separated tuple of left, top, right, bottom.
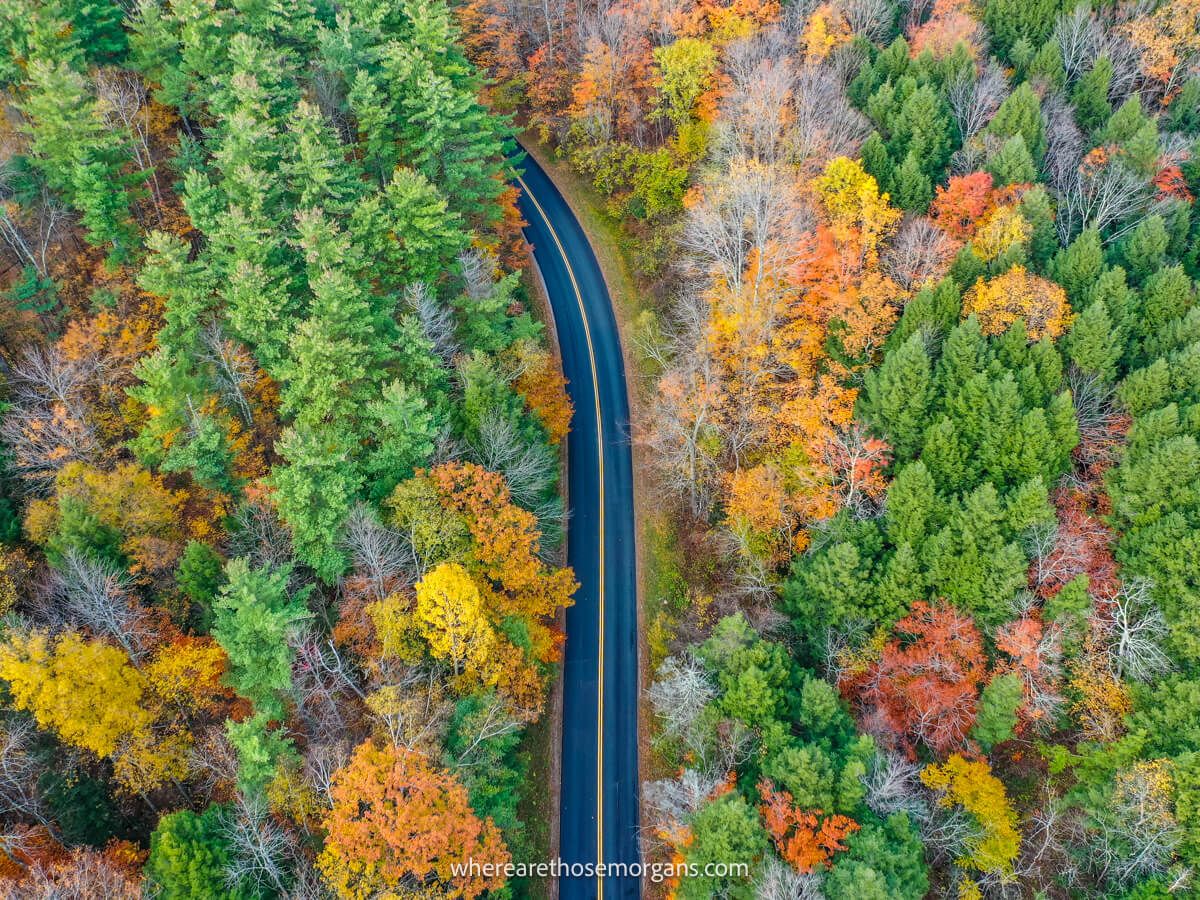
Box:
(516, 173, 607, 896)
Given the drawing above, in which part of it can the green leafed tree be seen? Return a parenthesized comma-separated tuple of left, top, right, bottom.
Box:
(211, 558, 310, 718)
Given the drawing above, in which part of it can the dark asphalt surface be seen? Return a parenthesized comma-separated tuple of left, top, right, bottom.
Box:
(515, 149, 641, 899)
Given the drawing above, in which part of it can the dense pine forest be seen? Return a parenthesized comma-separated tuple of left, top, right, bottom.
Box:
(0, 0, 576, 896)
(458, 0, 1200, 895)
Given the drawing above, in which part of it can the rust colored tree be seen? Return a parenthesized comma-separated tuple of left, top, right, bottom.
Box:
(845, 601, 987, 757)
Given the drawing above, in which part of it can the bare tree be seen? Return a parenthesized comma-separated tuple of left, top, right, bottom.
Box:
(883, 216, 957, 290)
(340, 503, 415, 602)
(1100, 579, 1172, 683)
(222, 794, 297, 898)
(228, 503, 298, 580)
(1013, 785, 1082, 892)
(4, 847, 141, 899)
(445, 694, 521, 768)
(755, 857, 824, 899)
(947, 62, 1009, 148)
(1051, 155, 1153, 243)
(642, 319, 723, 515)
(187, 724, 241, 800)
(290, 628, 367, 745)
(470, 411, 560, 519)
(406, 282, 458, 365)
(0, 156, 68, 280)
(366, 663, 453, 756)
(302, 739, 351, 808)
(643, 767, 726, 849)
(1054, 4, 1107, 83)
(0, 718, 49, 830)
(1088, 762, 1183, 887)
(50, 551, 155, 663)
(789, 65, 871, 172)
(93, 68, 164, 218)
(862, 751, 929, 821)
(0, 345, 99, 493)
(718, 40, 797, 166)
(844, 0, 897, 43)
(680, 157, 813, 292)
(647, 653, 717, 761)
(200, 323, 257, 426)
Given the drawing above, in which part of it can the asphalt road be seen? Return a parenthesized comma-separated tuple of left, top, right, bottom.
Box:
(514, 149, 640, 899)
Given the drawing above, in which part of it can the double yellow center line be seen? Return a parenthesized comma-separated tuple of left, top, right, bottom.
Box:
(516, 172, 608, 895)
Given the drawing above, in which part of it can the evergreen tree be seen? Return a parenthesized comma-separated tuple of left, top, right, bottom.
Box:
(1072, 56, 1114, 133)
(1067, 301, 1123, 381)
(1052, 227, 1105, 304)
(211, 558, 311, 718)
(827, 814, 929, 900)
(226, 711, 299, 796)
(988, 82, 1046, 160)
(891, 151, 933, 212)
(679, 793, 768, 899)
(176, 541, 225, 630)
(1118, 215, 1170, 285)
(146, 806, 253, 900)
(859, 333, 933, 459)
(982, 0, 1063, 59)
(986, 135, 1037, 187)
(1027, 40, 1065, 89)
(972, 672, 1023, 750)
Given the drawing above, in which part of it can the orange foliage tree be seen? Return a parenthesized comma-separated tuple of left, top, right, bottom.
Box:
(930, 172, 994, 239)
(317, 741, 509, 900)
(759, 781, 860, 873)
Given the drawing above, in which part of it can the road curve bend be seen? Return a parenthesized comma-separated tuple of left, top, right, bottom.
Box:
(515, 149, 640, 899)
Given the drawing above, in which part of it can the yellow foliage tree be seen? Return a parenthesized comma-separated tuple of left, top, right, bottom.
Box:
(510, 343, 574, 445)
(970, 205, 1030, 262)
(24, 461, 187, 576)
(921, 754, 1021, 878)
(802, 3, 852, 61)
(962, 266, 1073, 340)
(0, 547, 32, 617)
(0, 630, 219, 794)
(815, 157, 901, 263)
(143, 636, 228, 714)
(1068, 639, 1133, 742)
(0, 630, 153, 759)
(366, 593, 425, 662)
(414, 563, 496, 676)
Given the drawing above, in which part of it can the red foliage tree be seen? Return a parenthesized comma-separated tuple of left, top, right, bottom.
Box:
(1029, 487, 1120, 601)
(995, 612, 1064, 729)
(845, 601, 987, 757)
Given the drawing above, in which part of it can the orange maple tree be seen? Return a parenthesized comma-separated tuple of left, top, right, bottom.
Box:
(930, 172, 994, 239)
(317, 741, 509, 900)
(759, 781, 860, 873)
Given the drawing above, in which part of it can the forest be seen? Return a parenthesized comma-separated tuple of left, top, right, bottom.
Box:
(0, 0, 576, 896)
(2, 0, 1200, 897)
(457, 0, 1200, 895)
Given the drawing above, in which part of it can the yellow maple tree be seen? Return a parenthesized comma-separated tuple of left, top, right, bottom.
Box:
(0, 630, 153, 759)
(921, 754, 1021, 878)
(962, 266, 1072, 340)
(414, 563, 497, 677)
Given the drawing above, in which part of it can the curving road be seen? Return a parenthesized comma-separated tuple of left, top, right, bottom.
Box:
(515, 149, 640, 899)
